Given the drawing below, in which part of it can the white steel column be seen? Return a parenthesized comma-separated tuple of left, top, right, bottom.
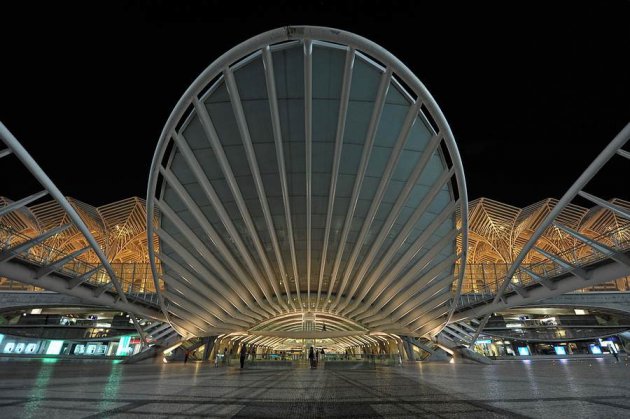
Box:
(262, 46, 303, 309)
(317, 47, 355, 309)
(304, 39, 313, 307)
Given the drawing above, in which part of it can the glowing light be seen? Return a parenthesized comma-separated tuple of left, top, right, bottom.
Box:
(46, 340, 64, 355)
(554, 346, 566, 355)
(116, 335, 131, 356)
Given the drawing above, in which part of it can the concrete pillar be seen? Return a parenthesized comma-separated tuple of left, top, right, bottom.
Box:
(203, 336, 216, 361)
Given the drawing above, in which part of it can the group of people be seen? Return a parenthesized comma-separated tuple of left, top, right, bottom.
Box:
(308, 346, 325, 368)
(211, 345, 255, 368)
(188, 344, 333, 369)
(184, 344, 256, 368)
(213, 347, 231, 367)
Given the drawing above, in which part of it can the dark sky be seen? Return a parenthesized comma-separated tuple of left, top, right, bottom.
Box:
(1, 1, 629, 208)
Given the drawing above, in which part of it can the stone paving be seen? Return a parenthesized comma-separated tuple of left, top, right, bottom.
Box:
(1, 357, 629, 418)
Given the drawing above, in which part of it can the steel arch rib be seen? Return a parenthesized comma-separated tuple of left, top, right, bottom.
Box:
(262, 46, 302, 309)
(304, 39, 313, 308)
(155, 166, 269, 319)
(169, 131, 278, 316)
(335, 130, 443, 314)
(317, 47, 355, 309)
(324, 67, 393, 310)
(155, 199, 265, 320)
(187, 104, 283, 313)
(225, 64, 296, 310)
(348, 170, 455, 316)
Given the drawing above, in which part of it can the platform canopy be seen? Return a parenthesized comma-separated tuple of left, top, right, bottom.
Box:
(147, 26, 468, 340)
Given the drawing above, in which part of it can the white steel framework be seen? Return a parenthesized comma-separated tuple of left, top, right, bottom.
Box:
(454, 123, 630, 344)
(0, 122, 152, 341)
(147, 26, 468, 339)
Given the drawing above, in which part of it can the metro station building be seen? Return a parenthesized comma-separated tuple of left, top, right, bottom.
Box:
(1, 26, 628, 364)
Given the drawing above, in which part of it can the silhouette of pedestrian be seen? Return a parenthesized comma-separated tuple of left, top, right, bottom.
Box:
(184, 350, 189, 364)
(240, 343, 247, 369)
(309, 346, 315, 369)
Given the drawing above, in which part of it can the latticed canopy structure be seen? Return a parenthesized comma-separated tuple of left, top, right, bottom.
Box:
(459, 197, 630, 294)
(2, 195, 627, 296)
(146, 26, 468, 338)
(0, 196, 158, 292)
(465, 197, 630, 264)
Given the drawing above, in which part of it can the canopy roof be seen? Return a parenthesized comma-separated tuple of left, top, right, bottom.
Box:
(147, 26, 468, 338)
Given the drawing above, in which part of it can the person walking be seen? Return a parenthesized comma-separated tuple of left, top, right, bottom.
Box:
(184, 350, 189, 364)
(223, 348, 228, 366)
(240, 343, 247, 369)
(309, 346, 315, 369)
(214, 352, 220, 368)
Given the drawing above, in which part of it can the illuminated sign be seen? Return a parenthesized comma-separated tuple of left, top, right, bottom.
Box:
(476, 339, 492, 344)
(517, 346, 530, 356)
(46, 340, 64, 355)
(554, 346, 567, 355)
(116, 335, 131, 356)
(589, 344, 602, 355)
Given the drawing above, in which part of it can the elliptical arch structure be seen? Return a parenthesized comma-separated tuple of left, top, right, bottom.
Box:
(146, 26, 468, 342)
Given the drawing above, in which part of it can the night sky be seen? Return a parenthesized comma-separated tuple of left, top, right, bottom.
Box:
(1, 1, 629, 208)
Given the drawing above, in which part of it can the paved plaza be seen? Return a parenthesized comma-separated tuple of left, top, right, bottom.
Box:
(1, 358, 629, 418)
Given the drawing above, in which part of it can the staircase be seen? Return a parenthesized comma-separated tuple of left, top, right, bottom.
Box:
(439, 318, 483, 347)
(121, 320, 182, 364)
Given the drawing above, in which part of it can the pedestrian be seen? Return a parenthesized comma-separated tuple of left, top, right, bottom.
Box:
(240, 343, 247, 369)
(309, 346, 315, 369)
(214, 352, 219, 368)
(321, 348, 325, 361)
(315, 348, 319, 365)
(184, 350, 189, 364)
(223, 348, 228, 366)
